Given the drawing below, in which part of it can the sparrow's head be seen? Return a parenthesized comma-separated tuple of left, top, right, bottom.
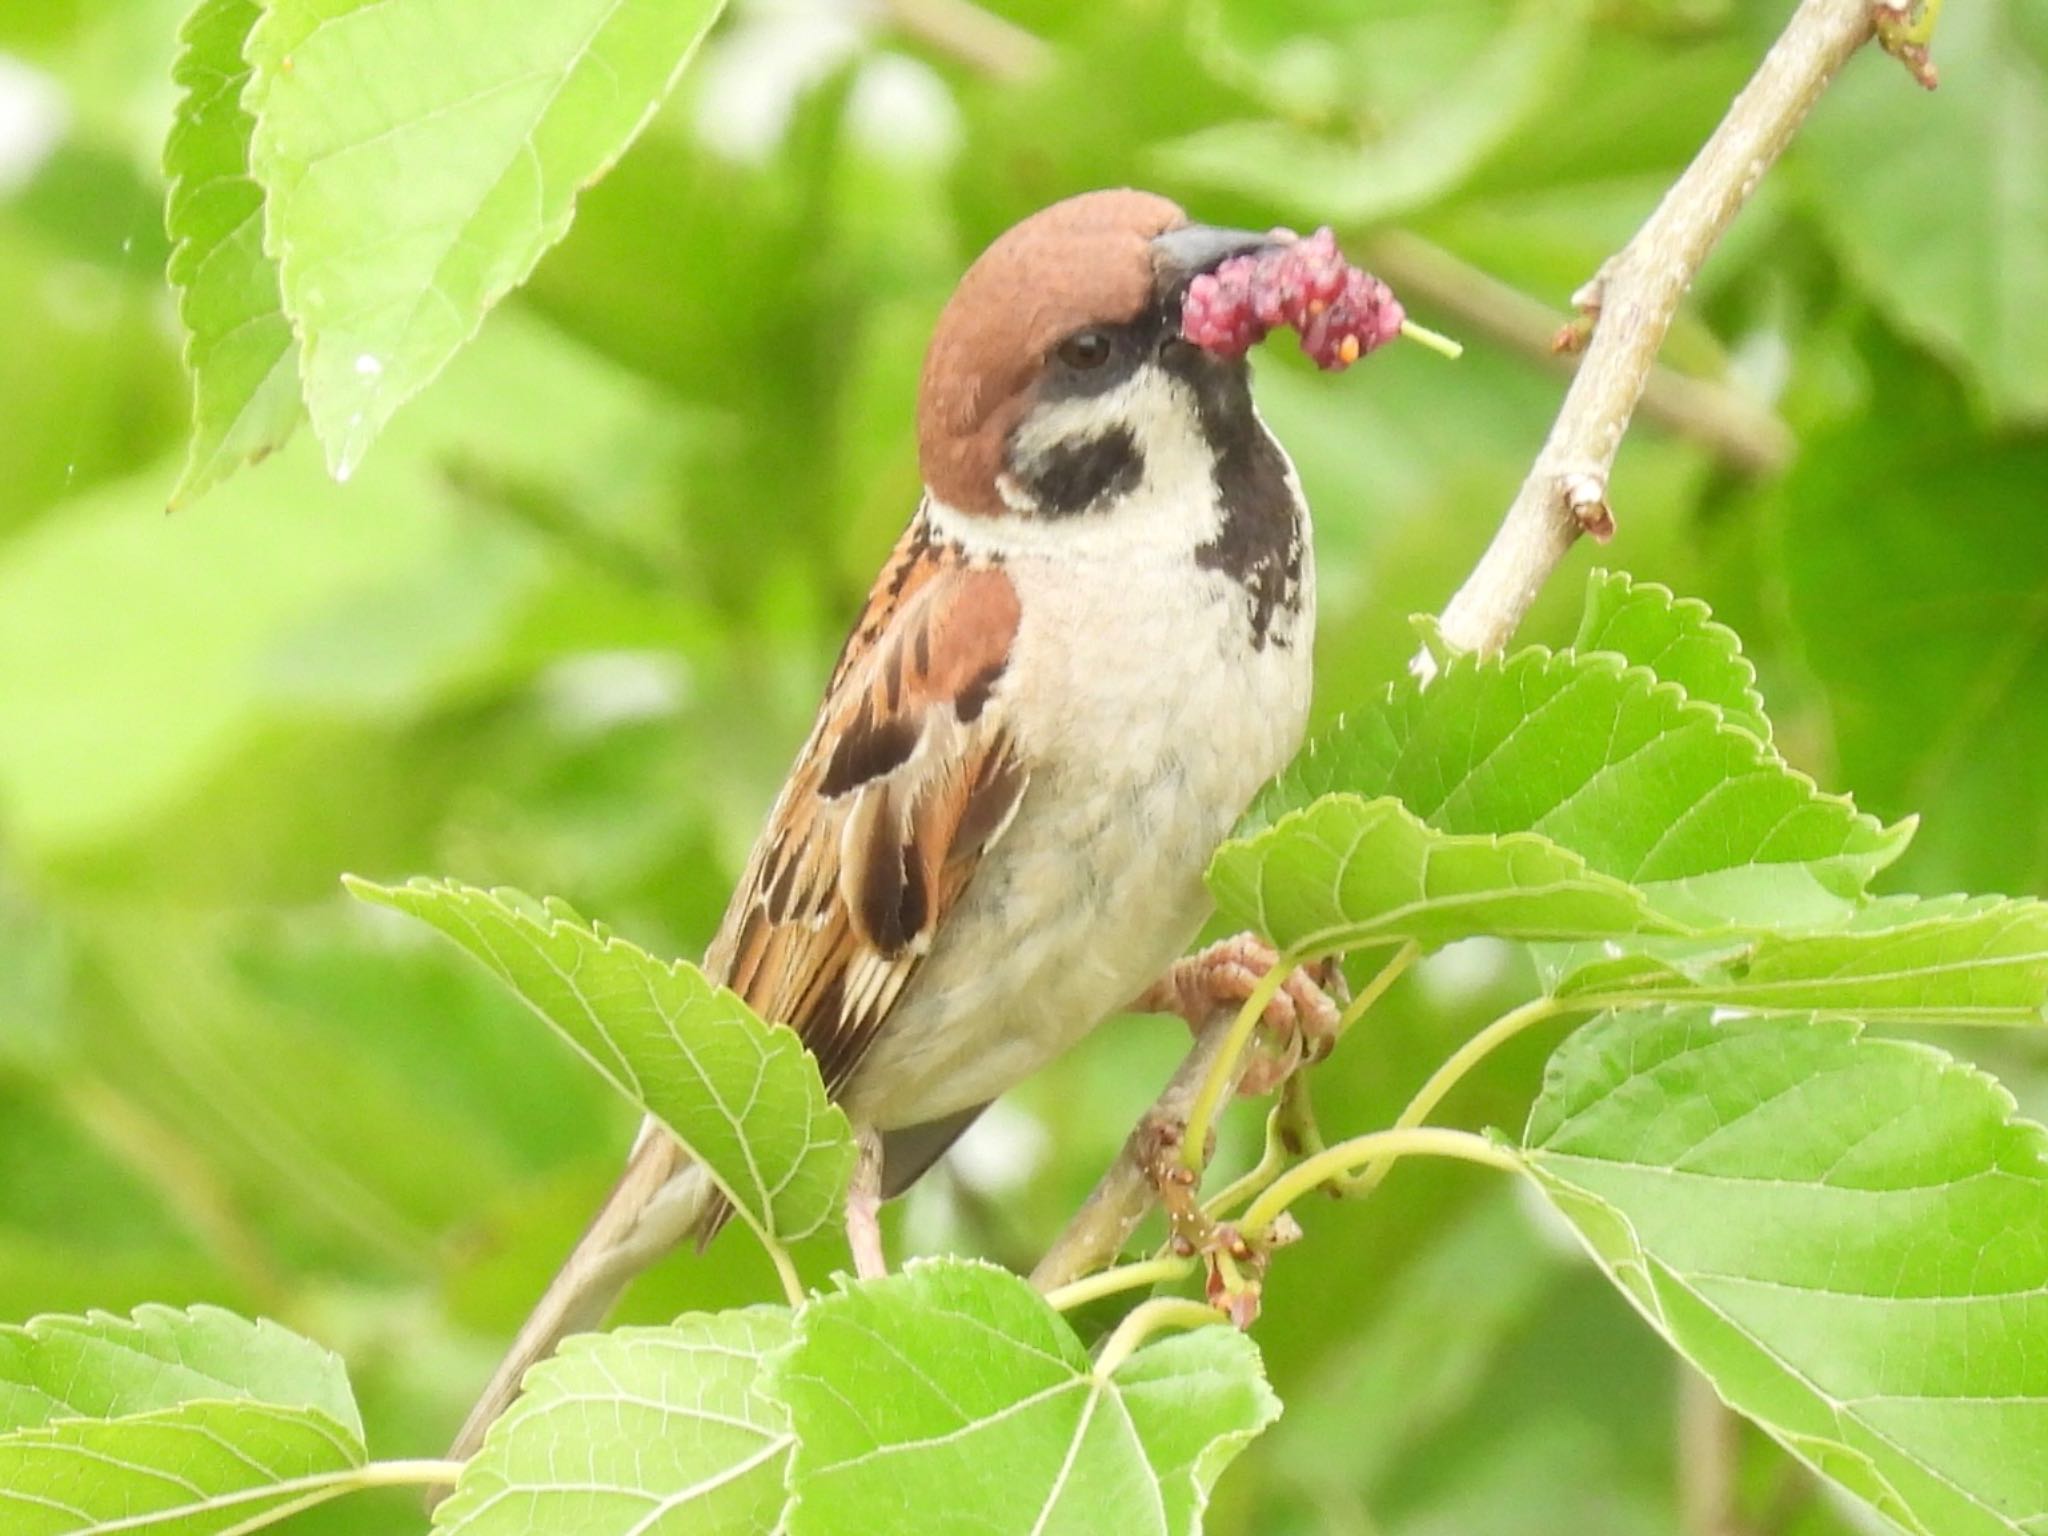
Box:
(916, 189, 1279, 520)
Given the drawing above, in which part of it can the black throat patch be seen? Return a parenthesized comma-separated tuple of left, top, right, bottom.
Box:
(1181, 358, 1304, 650)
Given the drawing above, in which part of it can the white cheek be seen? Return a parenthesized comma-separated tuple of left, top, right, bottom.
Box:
(962, 367, 1226, 554)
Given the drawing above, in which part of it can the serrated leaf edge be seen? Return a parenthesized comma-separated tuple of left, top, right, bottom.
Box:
(238, 0, 730, 477)
(1524, 1008, 2048, 1536)
(1575, 568, 1771, 741)
(1256, 642, 1915, 882)
(162, 0, 303, 507)
(435, 1308, 796, 1535)
(766, 1257, 1271, 1536)
(1, 1303, 361, 1441)
(342, 873, 854, 1244)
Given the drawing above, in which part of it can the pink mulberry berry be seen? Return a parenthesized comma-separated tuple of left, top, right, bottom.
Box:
(1177, 226, 1407, 373)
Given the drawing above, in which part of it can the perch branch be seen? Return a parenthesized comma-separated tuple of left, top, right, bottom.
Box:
(1430, 0, 1884, 663)
(1031, 1002, 1245, 1293)
(1034, 0, 1902, 1293)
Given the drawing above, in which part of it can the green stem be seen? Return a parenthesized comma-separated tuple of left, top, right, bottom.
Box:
(1240, 1127, 1522, 1239)
(1403, 995, 1563, 1130)
(350, 1458, 470, 1487)
(1200, 1075, 1319, 1225)
(1277, 1071, 1324, 1157)
(1198, 1107, 1290, 1225)
(1180, 938, 1418, 1185)
(1177, 939, 1416, 1177)
(1338, 994, 1566, 1200)
(764, 1235, 807, 1309)
(1179, 956, 1296, 1174)
(1399, 318, 1464, 359)
(1192, 947, 1413, 1223)
(1045, 1255, 1195, 1312)
(1334, 940, 1420, 1040)
(1093, 1297, 1225, 1378)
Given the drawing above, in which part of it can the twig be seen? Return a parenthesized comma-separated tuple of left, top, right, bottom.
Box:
(881, 0, 1051, 83)
(1430, 0, 1886, 664)
(1362, 231, 1795, 475)
(1031, 1003, 1244, 1293)
(1031, 0, 1901, 1295)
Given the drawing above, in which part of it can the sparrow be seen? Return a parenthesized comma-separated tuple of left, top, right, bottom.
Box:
(443, 187, 1335, 1467)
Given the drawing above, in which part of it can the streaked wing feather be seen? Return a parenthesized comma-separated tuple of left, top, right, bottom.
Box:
(705, 519, 1027, 1100)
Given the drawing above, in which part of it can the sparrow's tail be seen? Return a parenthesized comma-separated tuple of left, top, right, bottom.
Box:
(430, 1130, 719, 1501)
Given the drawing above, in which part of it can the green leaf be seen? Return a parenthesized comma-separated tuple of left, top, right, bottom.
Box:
(1801, 0, 2048, 421)
(0, 1304, 359, 1436)
(0, 1308, 368, 1536)
(769, 1259, 1279, 1535)
(1553, 896, 2048, 1025)
(0, 1402, 367, 1535)
(1208, 792, 1680, 958)
(1723, 896, 2048, 1023)
(244, 0, 728, 477)
(1532, 935, 1746, 1001)
(435, 1309, 793, 1535)
(162, 0, 303, 508)
(1572, 570, 1769, 742)
(1248, 646, 1909, 931)
(344, 877, 855, 1243)
(1524, 1005, 2048, 1536)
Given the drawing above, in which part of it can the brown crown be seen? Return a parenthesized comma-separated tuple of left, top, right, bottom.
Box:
(916, 189, 1186, 515)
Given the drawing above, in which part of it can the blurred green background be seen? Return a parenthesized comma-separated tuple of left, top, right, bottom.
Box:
(2, 0, 2044, 1530)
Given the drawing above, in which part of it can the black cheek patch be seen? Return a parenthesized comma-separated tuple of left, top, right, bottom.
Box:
(1019, 427, 1144, 517)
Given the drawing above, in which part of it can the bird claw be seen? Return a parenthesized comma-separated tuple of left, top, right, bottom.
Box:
(1136, 934, 1343, 1097)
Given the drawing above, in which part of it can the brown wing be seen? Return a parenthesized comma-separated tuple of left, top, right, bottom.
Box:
(703, 518, 1028, 1098)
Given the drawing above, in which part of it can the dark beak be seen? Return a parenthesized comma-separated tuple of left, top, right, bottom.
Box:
(1150, 222, 1278, 284)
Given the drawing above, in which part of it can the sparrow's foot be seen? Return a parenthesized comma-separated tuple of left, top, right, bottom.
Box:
(1133, 933, 1343, 1096)
(846, 1128, 888, 1281)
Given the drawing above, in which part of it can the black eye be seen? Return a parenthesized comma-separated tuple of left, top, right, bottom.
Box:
(1056, 329, 1113, 370)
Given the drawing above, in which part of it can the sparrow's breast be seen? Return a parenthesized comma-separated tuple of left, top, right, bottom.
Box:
(848, 418, 1315, 1130)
